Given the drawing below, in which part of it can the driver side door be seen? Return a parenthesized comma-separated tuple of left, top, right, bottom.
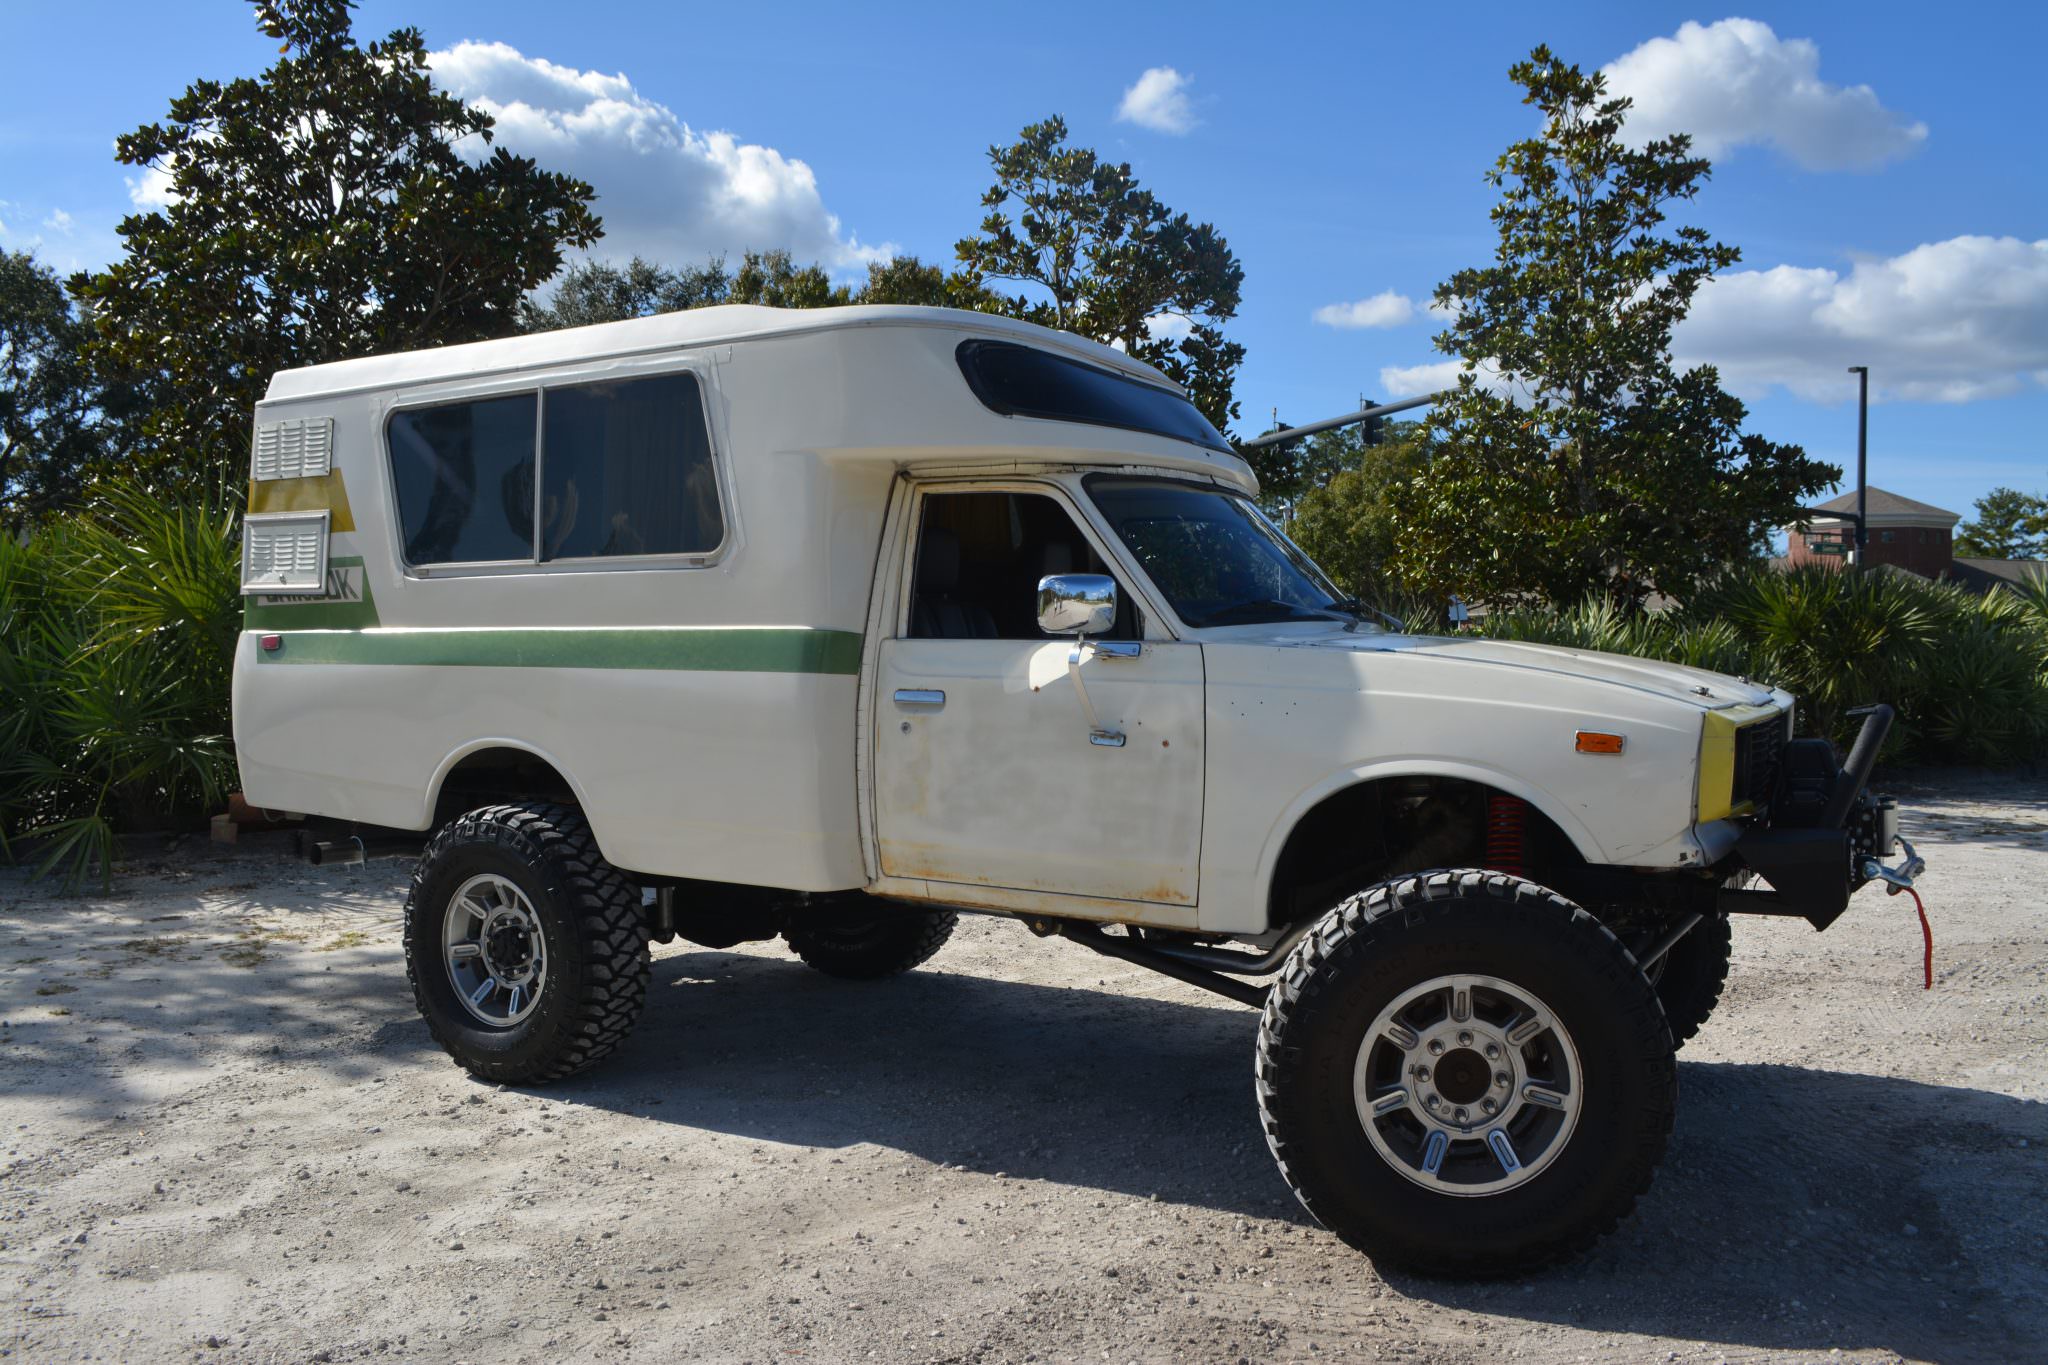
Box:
(871, 485, 1205, 908)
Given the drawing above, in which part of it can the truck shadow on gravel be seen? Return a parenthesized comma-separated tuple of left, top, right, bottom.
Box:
(528, 947, 2048, 1365)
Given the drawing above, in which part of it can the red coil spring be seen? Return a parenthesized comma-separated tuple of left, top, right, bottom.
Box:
(1485, 794, 1529, 876)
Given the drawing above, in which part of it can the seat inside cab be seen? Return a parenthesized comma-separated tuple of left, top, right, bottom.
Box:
(908, 491, 1138, 641)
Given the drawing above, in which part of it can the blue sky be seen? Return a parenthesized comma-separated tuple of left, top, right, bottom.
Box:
(3, 2, 2043, 520)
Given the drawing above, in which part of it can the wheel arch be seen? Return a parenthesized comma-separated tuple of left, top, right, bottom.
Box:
(425, 740, 593, 831)
(1256, 761, 1606, 932)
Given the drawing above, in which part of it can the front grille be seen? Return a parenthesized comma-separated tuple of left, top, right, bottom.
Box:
(1731, 715, 1786, 811)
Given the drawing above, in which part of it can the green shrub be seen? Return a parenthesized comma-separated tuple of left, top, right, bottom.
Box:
(0, 481, 240, 889)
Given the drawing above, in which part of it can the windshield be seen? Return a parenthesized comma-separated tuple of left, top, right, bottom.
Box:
(1085, 476, 1362, 629)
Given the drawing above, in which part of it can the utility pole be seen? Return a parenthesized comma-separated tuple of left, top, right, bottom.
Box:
(1848, 366, 1869, 563)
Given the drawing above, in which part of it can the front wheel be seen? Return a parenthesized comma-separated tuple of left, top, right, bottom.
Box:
(403, 803, 650, 1084)
(1256, 869, 1677, 1277)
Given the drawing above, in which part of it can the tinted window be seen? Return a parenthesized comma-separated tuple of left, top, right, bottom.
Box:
(389, 394, 536, 565)
(956, 340, 1231, 454)
(910, 491, 1136, 640)
(540, 373, 722, 560)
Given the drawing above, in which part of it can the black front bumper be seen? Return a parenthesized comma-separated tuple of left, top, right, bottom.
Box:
(1717, 704, 1921, 930)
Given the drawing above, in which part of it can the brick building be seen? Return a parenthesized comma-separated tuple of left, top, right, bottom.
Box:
(1782, 486, 2045, 591)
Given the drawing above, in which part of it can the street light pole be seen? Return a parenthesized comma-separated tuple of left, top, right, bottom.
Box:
(1848, 366, 1869, 563)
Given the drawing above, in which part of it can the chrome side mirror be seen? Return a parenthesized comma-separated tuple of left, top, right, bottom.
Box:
(1036, 573, 1116, 637)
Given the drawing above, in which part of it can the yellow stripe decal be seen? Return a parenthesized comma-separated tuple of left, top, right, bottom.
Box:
(249, 470, 355, 532)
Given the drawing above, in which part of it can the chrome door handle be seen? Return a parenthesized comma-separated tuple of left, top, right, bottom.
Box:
(1093, 641, 1143, 660)
(894, 688, 945, 709)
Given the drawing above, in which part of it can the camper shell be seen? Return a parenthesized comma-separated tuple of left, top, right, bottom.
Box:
(234, 303, 1923, 1277)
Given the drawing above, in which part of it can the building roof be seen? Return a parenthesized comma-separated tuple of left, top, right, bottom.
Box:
(1799, 486, 1960, 528)
(263, 304, 1174, 404)
(1951, 557, 2048, 592)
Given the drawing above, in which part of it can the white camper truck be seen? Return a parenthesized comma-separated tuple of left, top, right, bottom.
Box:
(233, 304, 1922, 1275)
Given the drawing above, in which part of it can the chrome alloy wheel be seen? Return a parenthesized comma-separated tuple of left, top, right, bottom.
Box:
(442, 873, 548, 1027)
(1352, 974, 1582, 1196)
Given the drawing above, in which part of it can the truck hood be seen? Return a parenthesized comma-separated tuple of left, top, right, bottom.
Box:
(1230, 626, 1779, 710)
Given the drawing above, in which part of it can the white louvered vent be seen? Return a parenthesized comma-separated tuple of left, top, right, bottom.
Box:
(242, 511, 330, 595)
(252, 417, 334, 481)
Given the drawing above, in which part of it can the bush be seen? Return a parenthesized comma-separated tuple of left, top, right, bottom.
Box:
(0, 481, 240, 888)
(1464, 564, 2048, 766)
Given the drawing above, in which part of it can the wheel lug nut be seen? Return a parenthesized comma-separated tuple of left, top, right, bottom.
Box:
(1484, 1044, 1501, 1060)
(1414, 1065, 1431, 1081)
(1454, 1107, 1468, 1124)
(1427, 1040, 1445, 1056)
(1481, 1098, 1498, 1114)
(1424, 1095, 1440, 1110)
(1457, 1031, 1473, 1047)
(1495, 1071, 1511, 1087)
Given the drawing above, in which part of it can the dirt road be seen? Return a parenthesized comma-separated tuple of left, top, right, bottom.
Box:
(3, 774, 2044, 1363)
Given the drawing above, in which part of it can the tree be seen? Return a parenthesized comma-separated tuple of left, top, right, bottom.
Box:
(71, 0, 601, 501)
(522, 250, 994, 332)
(1, 251, 107, 524)
(1244, 407, 1402, 510)
(955, 117, 1246, 432)
(519, 256, 730, 331)
(1286, 427, 1434, 601)
(855, 255, 996, 310)
(1387, 49, 1837, 610)
(1955, 486, 2048, 559)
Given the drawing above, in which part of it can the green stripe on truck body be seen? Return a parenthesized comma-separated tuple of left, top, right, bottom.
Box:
(250, 626, 865, 675)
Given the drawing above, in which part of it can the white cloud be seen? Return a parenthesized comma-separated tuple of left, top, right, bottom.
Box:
(1116, 67, 1197, 135)
(1603, 18, 1926, 170)
(1144, 312, 1194, 343)
(1377, 238, 2048, 406)
(0, 200, 107, 273)
(126, 164, 176, 208)
(427, 41, 890, 271)
(1675, 236, 2048, 403)
(1379, 358, 1515, 400)
(1313, 291, 1415, 329)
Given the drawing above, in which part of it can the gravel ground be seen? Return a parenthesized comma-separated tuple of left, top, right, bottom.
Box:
(3, 773, 2045, 1364)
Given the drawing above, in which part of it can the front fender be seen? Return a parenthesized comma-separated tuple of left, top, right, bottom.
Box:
(1248, 758, 1616, 919)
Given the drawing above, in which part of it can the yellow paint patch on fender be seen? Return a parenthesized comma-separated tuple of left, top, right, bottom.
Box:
(249, 470, 355, 532)
(1697, 703, 1782, 823)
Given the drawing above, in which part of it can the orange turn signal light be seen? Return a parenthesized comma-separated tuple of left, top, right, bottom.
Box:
(1575, 731, 1625, 755)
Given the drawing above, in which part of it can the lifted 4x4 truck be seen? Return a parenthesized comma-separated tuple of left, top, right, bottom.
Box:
(234, 304, 1925, 1276)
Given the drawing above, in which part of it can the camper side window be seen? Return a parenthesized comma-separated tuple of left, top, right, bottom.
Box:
(541, 373, 723, 560)
(389, 394, 538, 566)
(387, 370, 723, 569)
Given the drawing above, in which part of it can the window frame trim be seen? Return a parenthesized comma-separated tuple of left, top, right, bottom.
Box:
(381, 358, 734, 579)
(894, 474, 1182, 644)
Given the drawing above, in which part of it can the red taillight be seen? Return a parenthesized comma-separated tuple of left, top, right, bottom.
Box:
(259, 633, 282, 652)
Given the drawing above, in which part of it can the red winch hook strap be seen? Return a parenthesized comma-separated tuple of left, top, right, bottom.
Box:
(1903, 885, 1933, 991)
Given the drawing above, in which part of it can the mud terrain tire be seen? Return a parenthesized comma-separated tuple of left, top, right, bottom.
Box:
(404, 803, 649, 1084)
(1256, 869, 1677, 1278)
(1648, 912, 1733, 1048)
(783, 901, 957, 980)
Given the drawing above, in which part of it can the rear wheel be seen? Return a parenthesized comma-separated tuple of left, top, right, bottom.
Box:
(404, 803, 649, 1084)
(783, 899, 957, 980)
(1256, 869, 1677, 1277)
